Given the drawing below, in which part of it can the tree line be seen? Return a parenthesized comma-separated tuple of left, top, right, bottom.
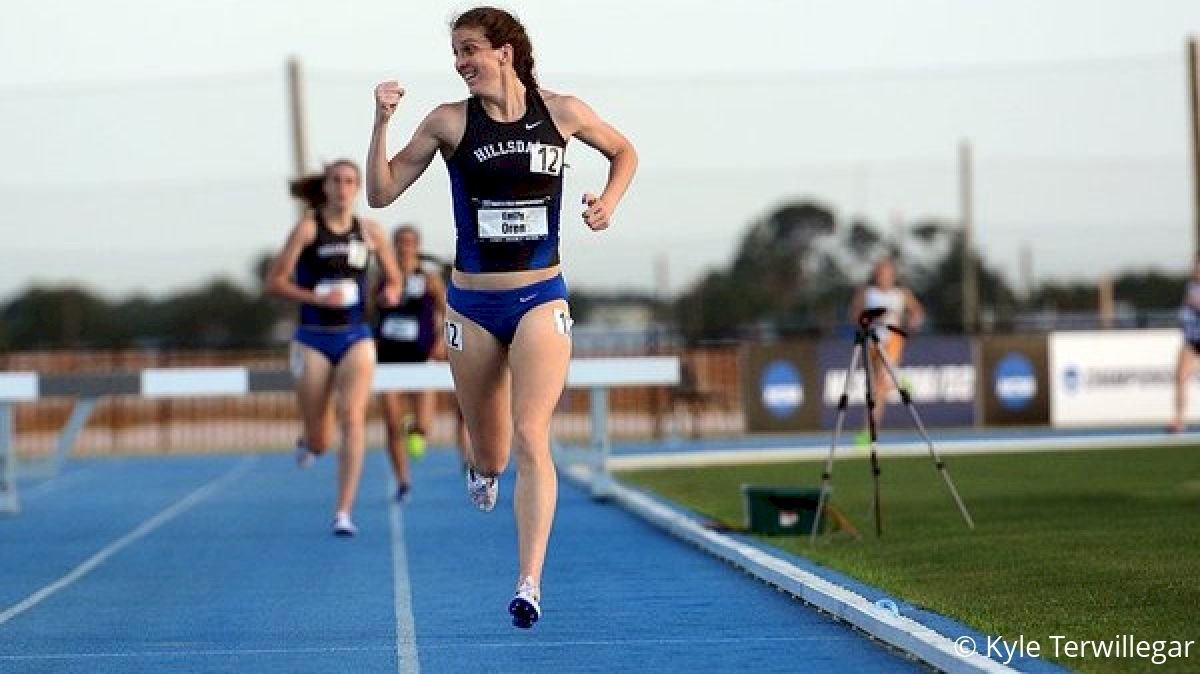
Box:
(670, 200, 1187, 341)
(1, 202, 1189, 349)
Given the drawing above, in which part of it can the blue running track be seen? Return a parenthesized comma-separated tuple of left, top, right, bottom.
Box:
(1, 451, 926, 673)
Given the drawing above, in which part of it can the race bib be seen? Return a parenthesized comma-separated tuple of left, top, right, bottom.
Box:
(404, 274, 426, 299)
(554, 308, 573, 336)
(314, 279, 359, 308)
(346, 240, 369, 269)
(381, 316, 420, 342)
(477, 199, 549, 242)
(445, 320, 464, 351)
(528, 142, 564, 176)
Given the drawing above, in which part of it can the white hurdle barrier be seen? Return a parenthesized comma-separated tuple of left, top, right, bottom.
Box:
(0, 358, 680, 515)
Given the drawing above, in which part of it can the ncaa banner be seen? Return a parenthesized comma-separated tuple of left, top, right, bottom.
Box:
(980, 335, 1050, 425)
(742, 342, 823, 432)
(818, 336, 976, 428)
(1050, 329, 1198, 427)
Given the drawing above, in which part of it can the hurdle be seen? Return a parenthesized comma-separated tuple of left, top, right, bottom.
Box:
(0, 357, 680, 515)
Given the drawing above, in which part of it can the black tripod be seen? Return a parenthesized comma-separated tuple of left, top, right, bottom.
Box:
(810, 308, 975, 543)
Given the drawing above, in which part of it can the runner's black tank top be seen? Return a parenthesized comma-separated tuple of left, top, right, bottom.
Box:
(295, 212, 369, 328)
(445, 87, 568, 273)
(374, 267, 437, 354)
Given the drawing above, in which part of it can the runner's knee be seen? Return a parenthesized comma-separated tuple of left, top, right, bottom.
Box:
(513, 419, 551, 459)
(337, 400, 369, 431)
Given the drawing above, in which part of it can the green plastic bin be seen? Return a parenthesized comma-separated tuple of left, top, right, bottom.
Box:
(741, 485, 824, 536)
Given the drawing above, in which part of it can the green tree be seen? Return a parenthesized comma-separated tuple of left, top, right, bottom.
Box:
(916, 230, 1018, 332)
(0, 256, 288, 350)
(156, 278, 279, 348)
(1113, 270, 1186, 309)
(676, 200, 842, 340)
(673, 201, 1017, 340)
(0, 285, 123, 349)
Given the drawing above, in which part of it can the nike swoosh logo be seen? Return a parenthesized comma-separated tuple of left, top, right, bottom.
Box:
(519, 294, 537, 303)
(525, 121, 543, 130)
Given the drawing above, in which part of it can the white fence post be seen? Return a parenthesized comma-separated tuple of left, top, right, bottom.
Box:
(1, 402, 18, 515)
(588, 386, 615, 500)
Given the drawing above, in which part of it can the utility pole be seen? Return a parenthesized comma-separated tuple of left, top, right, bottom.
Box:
(1097, 275, 1115, 329)
(959, 139, 978, 333)
(1019, 242, 1034, 304)
(1188, 38, 1200, 258)
(654, 254, 670, 304)
(891, 210, 905, 262)
(287, 56, 310, 216)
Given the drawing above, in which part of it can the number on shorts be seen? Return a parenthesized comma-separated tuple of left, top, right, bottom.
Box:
(446, 320, 464, 351)
(553, 308, 573, 336)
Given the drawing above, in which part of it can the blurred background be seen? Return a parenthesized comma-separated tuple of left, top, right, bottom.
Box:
(2, 0, 1197, 456)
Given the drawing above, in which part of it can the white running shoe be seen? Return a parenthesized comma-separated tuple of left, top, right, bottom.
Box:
(332, 512, 357, 537)
(294, 438, 316, 469)
(509, 576, 541, 629)
(466, 468, 498, 512)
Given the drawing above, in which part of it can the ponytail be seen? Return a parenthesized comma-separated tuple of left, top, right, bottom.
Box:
(287, 159, 360, 210)
(289, 174, 326, 210)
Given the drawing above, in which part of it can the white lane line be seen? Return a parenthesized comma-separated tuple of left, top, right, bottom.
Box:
(0, 645, 389, 661)
(0, 457, 256, 626)
(0, 635, 852, 661)
(19, 466, 95, 501)
(388, 479, 420, 674)
(418, 635, 858, 648)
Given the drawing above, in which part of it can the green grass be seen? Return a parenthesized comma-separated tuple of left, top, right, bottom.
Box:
(618, 446, 1200, 674)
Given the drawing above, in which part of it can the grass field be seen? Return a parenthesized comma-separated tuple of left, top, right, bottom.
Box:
(618, 445, 1200, 674)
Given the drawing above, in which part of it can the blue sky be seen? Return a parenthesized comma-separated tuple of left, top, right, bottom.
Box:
(1, 0, 1197, 299)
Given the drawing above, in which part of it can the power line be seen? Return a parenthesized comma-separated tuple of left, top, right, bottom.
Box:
(1, 50, 1171, 100)
(0, 70, 277, 99)
(312, 52, 1180, 85)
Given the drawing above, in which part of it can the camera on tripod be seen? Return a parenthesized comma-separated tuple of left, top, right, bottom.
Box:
(857, 307, 908, 340)
(810, 307, 975, 541)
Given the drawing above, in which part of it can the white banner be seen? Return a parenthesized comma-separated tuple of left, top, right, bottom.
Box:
(1050, 329, 1200, 427)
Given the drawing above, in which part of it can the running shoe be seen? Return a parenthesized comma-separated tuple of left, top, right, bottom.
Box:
(854, 430, 871, 449)
(395, 482, 411, 504)
(466, 467, 498, 512)
(508, 576, 541, 629)
(295, 437, 317, 469)
(332, 512, 357, 537)
(406, 431, 427, 460)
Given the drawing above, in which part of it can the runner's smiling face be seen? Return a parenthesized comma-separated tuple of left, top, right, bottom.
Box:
(452, 28, 508, 96)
